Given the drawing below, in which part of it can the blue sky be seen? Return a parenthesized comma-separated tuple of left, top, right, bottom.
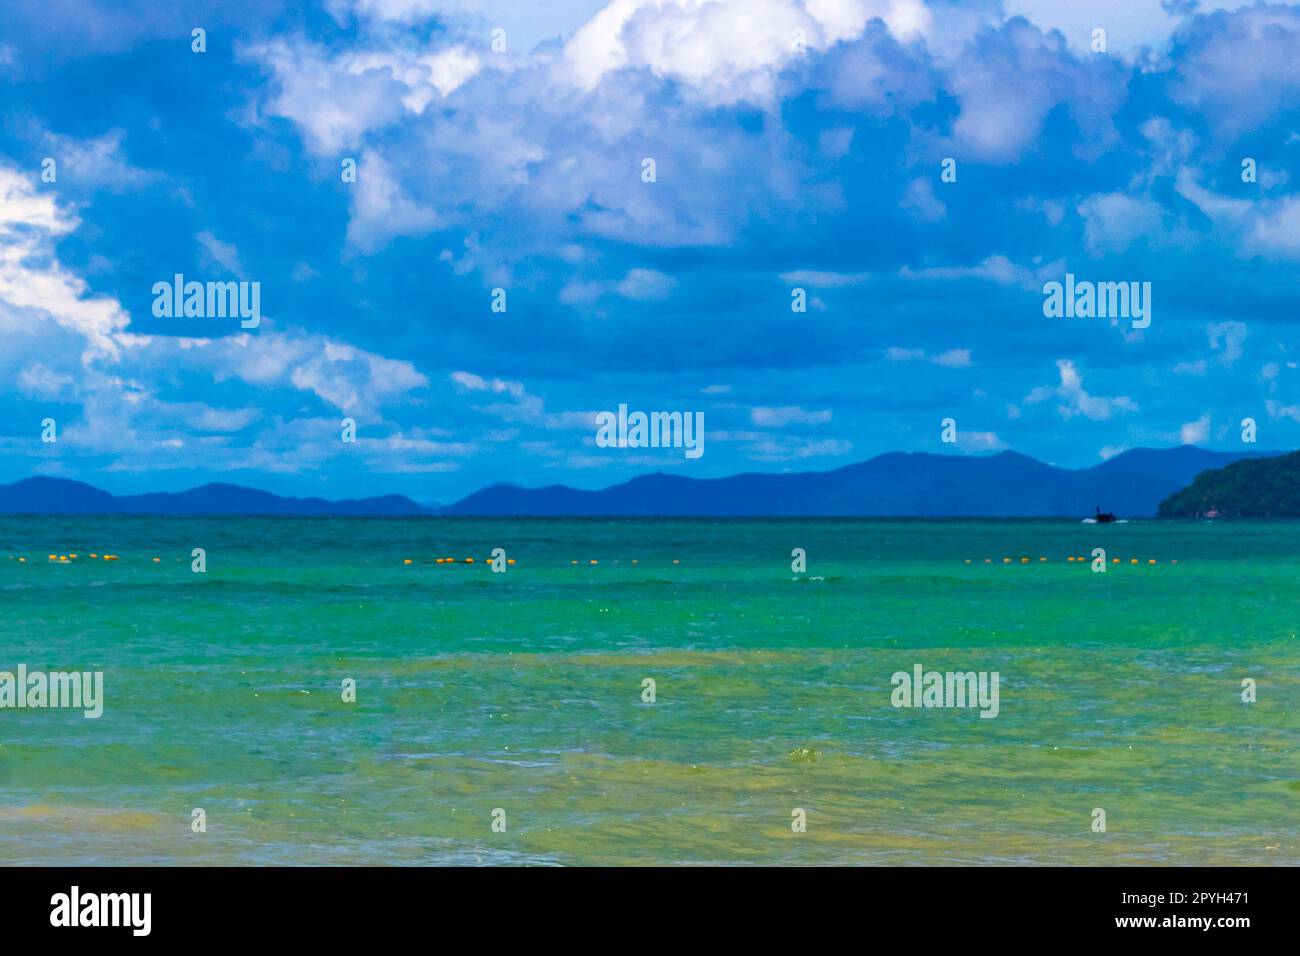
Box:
(1, 0, 1298, 502)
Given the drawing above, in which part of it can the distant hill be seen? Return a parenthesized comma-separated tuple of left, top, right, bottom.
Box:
(1, 447, 1283, 517)
(443, 446, 1282, 517)
(0, 477, 429, 516)
(1158, 451, 1300, 517)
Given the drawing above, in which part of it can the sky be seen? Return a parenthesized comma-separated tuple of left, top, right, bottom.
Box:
(1, 0, 1298, 504)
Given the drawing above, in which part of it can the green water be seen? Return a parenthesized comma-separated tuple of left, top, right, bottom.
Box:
(0, 516, 1296, 865)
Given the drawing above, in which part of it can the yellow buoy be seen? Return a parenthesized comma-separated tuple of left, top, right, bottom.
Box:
(90, 553, 98, 558)
(1148, 559, 1156, 565)
(152, 557, 161, 563)
(18, 557, 25, 563)
(1039, 557, 1047, 562)
(1130, 558, 1138, 564)
(1067, 556, 1075, 562)
(48, 554, 56, 561)
(403, 558, 413, 565)
(464, 558, 474, 563)
(589, 559, 598, 565)
(1112, 558, 1120, 564)
(506, 559, 516, 565)
(1020, 557, 1029, 563)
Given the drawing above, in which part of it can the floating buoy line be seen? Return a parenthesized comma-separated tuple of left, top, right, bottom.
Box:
(11, 552, 1180, 570)
(9, 554, 676, 567)
(410, 557, 669, 567)
(14, 553, 126, 563)
(965, 555, 1176, 566)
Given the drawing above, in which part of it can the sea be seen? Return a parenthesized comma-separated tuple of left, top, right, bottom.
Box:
(1, 515, 1296, 865)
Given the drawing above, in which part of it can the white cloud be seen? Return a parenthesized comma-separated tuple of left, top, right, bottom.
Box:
(884, 346, 972, 368)
(0, 162, 434, 471)
(947, 18, 1122, 163)
(16, 363, 74, 399)
(1180, 413, 1210, 444)
(751, 405, 832, 426)
(900, 254, 1061, 291)
(615, 267, 675, 299)
(450, 370, 596, 429)
(1077, 192, 1166, 256)
(1024, 359, 1137, 421)
(1208, 321, 1246, 366)
(287, 341, 428, 413)
(1170, 4, 1300, 137)
(901, 176, 946, 222)
(745, 435, 852, 461)
(451, 370, 525, 397)
(779, 269, 871, 287)
(34, 128, 157, 192)
(560, 267, 676, 305)
(197, 231, 245, 276)
(347, 149, 440, 251)
(248, 39, 410, 153)
(0, 167, 132, 360)
(563, 0, 931, 104)
(344, 0, 610, 52)
(1266, 399, 1300, 423)
(932, 348, 971, 368)
(1176, 169, 1300, 262)
(957, 430, 1004, 451)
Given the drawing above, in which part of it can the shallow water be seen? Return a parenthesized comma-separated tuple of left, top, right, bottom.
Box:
(1, 516, 1296, 865)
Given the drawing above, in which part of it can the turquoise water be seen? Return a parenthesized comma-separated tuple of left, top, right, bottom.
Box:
(0, 516, 1296, 865)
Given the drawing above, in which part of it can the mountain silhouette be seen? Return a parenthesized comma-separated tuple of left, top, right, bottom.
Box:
(0, 446, 1281, 517)
(442, 446, 1281, 517)
(0, 477, 428, 516)
(1158, 450, 1300, 517)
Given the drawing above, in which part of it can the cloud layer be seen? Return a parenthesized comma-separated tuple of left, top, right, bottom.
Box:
(0, 0, 1298, 498)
